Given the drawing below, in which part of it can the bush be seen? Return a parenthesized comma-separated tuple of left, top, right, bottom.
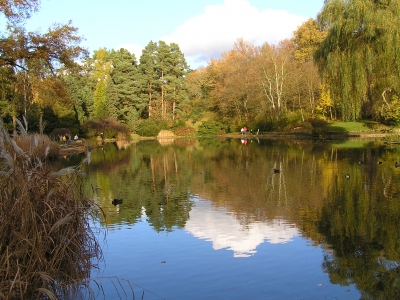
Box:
(306, 118, 330, 136)
(197, 120, 226, 135)
(252, 113, 276, 132)
(50, 127, 72, 139)
(136, 119, 168, 137)
(82, 118, 131, 140)
(381, 96, 400, 125)
(174, 126, 196, 137)
(252, 112, 305, 132)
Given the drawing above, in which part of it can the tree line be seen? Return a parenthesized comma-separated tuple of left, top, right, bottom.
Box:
(2, 0, 400, 137)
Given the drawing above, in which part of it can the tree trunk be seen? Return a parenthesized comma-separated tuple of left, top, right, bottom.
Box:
(12, 116, 16, 138)
(39, 115, 43, 135)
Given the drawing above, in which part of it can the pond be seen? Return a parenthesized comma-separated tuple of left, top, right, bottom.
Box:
(61, 137, 400, 299)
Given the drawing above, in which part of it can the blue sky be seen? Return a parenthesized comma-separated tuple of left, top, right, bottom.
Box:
(24, 0, 325, 69)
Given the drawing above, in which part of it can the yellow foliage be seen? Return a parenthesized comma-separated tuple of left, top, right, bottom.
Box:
(317, 83, 334, 119)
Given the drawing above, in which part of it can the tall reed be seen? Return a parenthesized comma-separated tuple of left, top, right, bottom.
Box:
(0, 118, 102, 299)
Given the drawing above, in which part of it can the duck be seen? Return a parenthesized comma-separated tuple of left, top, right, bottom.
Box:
(358, 160, 364, 165)
(377, 161, 382, 164)
(273, 169, 280, 174)
(396, 162, 400, 168)
(345, 174, 350, 179)
(112, 198, 123, 205)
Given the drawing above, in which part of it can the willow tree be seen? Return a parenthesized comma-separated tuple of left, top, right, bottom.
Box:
(315, 0, 400, 121)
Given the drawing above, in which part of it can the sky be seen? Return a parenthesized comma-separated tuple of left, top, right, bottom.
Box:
(24, 0, 325, 69)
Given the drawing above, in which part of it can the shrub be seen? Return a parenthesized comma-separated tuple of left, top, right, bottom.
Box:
(136, 119, 168, 137)
(381, 96, 400, 125)
(82, 118, 131, 140)
(306, 118, 330, 136)
(50, 127, 72, 140)
(252, 114, 275, 132)
(197, 120, 226, 135)
(174, 126, 196, 137)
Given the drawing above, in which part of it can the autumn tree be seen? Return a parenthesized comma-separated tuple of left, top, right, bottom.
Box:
(315, 0, 400, 121)
(0, 0, 88, 133)
(185, 66, 217, 122)
(255, 40, 295, 119)
(65, 66, 94, 125)
(0, 0, 39, 24)
(92, 48, 113, 118)
(292, 19, 327, 118)
(207, 39, 260, 126)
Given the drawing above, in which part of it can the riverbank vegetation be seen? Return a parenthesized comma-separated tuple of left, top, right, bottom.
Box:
(2, 1, 400, 140)
(0, 118, 102, 299)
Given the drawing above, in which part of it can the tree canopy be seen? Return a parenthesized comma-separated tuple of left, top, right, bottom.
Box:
(315, 0, 400, 121)
(3, 0, 400, 136)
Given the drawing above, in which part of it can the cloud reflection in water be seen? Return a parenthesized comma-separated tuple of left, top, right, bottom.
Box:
(185, 199, 299, 257)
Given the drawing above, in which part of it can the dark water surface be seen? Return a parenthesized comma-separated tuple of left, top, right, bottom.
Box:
(63, 138, 400, 299)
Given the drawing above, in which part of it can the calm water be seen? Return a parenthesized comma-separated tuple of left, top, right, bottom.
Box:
(63, 137, 400, 299)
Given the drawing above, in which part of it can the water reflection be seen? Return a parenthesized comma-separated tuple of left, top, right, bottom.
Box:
(61, 138, 400, 298)
(185, 198, 299, 257)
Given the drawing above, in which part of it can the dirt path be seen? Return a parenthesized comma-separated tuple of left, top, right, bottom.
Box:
(59, 141, 87, 155)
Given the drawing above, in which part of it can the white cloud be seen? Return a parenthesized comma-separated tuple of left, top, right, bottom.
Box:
(163, 0, 307, 69)
(117, 0, 308, 69)
(115, 43, 143, 62)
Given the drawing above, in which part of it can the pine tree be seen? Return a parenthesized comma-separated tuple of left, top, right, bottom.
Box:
(138, 41, 159, 118)
(165, 42, 190, 120)
(109, 48, 143, 127)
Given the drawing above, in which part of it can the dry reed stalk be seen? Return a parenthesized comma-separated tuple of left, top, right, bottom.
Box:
(14, 133, 60, 159)
(0, 118, 102, 299)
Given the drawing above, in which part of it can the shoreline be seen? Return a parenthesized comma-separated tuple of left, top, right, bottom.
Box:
(58, 131, 400, 156)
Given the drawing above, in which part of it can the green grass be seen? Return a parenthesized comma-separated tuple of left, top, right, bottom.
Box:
(328, 121, 390, 133)
(331, 140, 381, 148)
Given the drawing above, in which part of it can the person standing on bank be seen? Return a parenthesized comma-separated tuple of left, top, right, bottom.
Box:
(66, 134, 71, 146)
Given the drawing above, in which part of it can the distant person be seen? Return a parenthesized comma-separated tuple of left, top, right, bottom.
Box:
(74, 134, 78, 141)
(243, 126, 247, 135)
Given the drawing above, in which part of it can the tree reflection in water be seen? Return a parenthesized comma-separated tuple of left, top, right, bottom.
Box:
(74, 138, 400, 298)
